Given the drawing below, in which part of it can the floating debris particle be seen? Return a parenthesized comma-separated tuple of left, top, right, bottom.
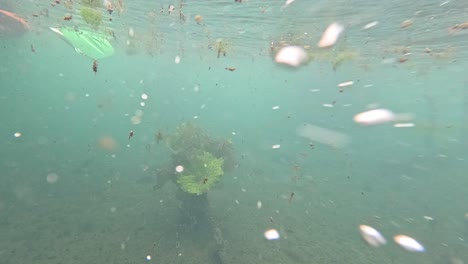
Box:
(318, 23, 344, 48)
(296, 123, 349, 148)
(423, 216, 434, 221)
(401, 20, 413, 28)
(440, 1, 450, 6)
(353, 109, 395, 125)
(194, 15, 203, 23)
(14, 132, 22, 138)
(128, 27, 134, 37)
(338, 81, 353, 88)
(264, 229, 280, 240)
(98, 136, 118, 151)
(168, 5, 175, 13)
(46, 173, 59, 184)
(257, 200, 262, 209)
(141, 93, 148, 100)
(92, 60, 98, 74)
(394, 235, 425, 252)
(63, 14, 72, 20)
(175, 55, 181, 64)
(272, 144, 281, 149)
(359, 225, 386, 247)
(363, 21, 378, 29)
(275, 46, 308, 67)
(272, 105, 280, 110)
(394, 123, 414, 128)
(225, 67, 236, 71)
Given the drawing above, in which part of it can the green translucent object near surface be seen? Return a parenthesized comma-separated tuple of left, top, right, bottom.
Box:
(50, 27, 114, 60)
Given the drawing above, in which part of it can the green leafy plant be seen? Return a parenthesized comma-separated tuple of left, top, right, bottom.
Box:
(158, 122, 235, 195)
(176, 151, 224, 195)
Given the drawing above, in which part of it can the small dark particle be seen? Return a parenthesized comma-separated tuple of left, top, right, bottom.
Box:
(92, 60, 98, 74)
(225, 67, 236, 71)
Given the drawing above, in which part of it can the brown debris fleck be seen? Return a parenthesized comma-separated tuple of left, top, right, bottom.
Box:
(401, 20, 413, 28)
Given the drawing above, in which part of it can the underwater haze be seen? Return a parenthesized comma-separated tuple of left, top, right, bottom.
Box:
(1, 0, 468, 263)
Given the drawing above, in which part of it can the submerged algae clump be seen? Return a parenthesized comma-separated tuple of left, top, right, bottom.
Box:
(159, 122, 235, 195)
(176, 151, 224, 195)
(81, 0, 102, 8)
(80, 7, 103, 27)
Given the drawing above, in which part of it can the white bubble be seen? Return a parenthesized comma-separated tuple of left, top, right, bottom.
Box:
(46, 173, 59, 183)
(394, 235, 425, 252)
(175, 56, 181, 64)
(275, 46, 308, 67)
(14, 132, 22, 138)
(354, 109, 395, 125)
(359, 225, 386, 247)
(140, 102, 145, 107)
(141, 93, 148, 100)
(175, 165, 184, 173)
(146, 255, 151, 260)
(318, 22, 344, 48)
(272, 144, 281, 149)
(257, 200, 262, 209)
(272, 105, 280, 110)
(264, 229, 280, 240)
(110, 207, 117, 213)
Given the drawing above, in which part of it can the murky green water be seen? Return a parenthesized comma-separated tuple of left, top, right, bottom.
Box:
(1, 0, 468, 263)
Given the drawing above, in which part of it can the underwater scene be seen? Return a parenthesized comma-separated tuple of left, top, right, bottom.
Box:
(1, 0, 468, 263)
